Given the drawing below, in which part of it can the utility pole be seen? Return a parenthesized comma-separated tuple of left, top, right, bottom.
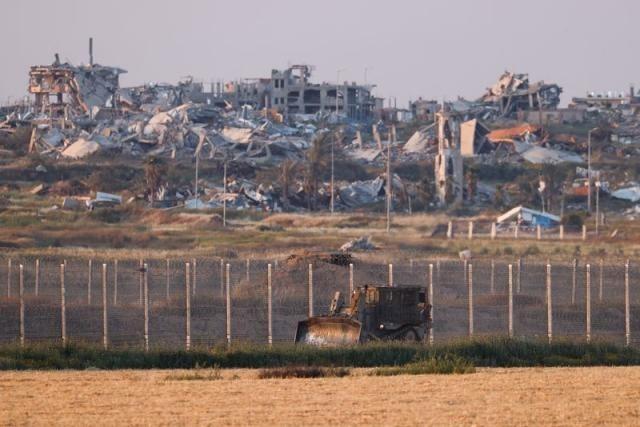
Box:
(194, 151, 199, 207)
(336, 69, 344, 122)
(386, 130, 392, 233)
(332, 68, 345, 213)
(330, 135, 335, 214)
(587, 128, 598, 213)
(222, 161, 227, 227)
(595, 179, 601, 236)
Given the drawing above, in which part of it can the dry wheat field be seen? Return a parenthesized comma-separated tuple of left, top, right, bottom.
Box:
(1, 367, 640, 426)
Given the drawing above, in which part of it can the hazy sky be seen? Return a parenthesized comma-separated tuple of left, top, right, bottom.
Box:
(2, 0, 639, 107)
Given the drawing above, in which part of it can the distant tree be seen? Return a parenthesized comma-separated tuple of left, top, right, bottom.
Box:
(540, 164, 570, 212)
(279, 159, 300, 211)
(494, 184, 506, 209)
(465, 169, 477, 201)
(144, 157, 167, 203)
(303, 131, 330, 210)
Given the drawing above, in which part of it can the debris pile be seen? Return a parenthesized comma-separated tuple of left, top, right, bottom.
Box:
(340, 236, 376, 252)
(479, 71, 562, 117)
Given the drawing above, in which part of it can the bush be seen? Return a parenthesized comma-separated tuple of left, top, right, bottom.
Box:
(370, 355, 475, 376)
(475, 163, 524, 182)
(563, 213, 584, 231)
(259, 366, 350, 379)
(1, 339, 639, 370)
(165, 365, 222, 381)
(523, 245, 541, 256)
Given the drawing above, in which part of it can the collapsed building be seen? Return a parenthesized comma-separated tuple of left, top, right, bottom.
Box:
(479, 71, 562, 117)
(228, 65, 376, 121)
(434, 109, 464, 205)
(28, 42, 126, 122)
(6, 43, 609, 216)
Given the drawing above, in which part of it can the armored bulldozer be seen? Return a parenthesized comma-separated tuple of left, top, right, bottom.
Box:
(295, 285, 431, 346)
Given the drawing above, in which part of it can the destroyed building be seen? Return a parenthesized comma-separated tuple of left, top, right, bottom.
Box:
(410, 98, 439, 121)
(29, 44, 126, 120)
(479, 71, 562, 117)
(434, 109, 463, 205)
(229, 65, 376, 120)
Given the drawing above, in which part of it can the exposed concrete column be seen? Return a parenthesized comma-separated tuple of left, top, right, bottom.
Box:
(320, 88, 327, 113)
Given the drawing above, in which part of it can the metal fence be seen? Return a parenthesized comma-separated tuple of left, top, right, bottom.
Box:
(1, 255, 639, 349)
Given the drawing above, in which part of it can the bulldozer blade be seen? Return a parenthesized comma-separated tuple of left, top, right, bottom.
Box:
(295, 317, 362, 346)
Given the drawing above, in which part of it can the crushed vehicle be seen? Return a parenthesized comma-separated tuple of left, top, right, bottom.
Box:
(295, 285, 431, 346)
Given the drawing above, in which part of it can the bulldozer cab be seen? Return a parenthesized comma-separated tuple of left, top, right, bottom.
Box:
(367, 286, 428, 331)
(295, 285, 431, 346)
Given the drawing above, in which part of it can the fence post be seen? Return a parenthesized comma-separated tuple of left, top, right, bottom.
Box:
(226, 263, 231, 348)
(185, 262, 191, 351)
(436, 259, 441, 286)
(508, 264, 513, 338)
(19, 264, 24, 347)
(490, 259, 495, 294)
(571, 258, 577, 305)
(467, 263, 474, 337)
(468, 221, 473, 240)
(60, 264, 66, 345)
(446, 221, 453, 239)
(546, 262, 552, 344)
(514, 225, 518, 239)
(582, 225, 587, 241)
(113, 259, 119, 306)
(246, 259, 250, 283)
(428, 263, 434, 345)
(102, 263, 108, 350)
(35, 259, 39, 297)
(537, 225, 541, 240)
(586, 263, 591, 343)
(192, 258, 197, 296)
(388, 263, 393, 287)
(599, 258, 604, 302)
(491, 222, 496, 240)
(165, 258, 170, 301)
(267, 263, 273, 346)
(625, 260, 630, 347)
(559, 225, 564, 240)
(308, 264, 314, 317)
(7, 258, 11, 298)
(143, 263, 149, 352)
(87, 259, 92, 305)
(348, 263, 354, 303)
(138, 259, 144, 306)
(219, 258, 224, 298)
(516, 258, 522, 293)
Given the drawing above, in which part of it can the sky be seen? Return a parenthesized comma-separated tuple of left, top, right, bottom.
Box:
(2, 0, 639, 107)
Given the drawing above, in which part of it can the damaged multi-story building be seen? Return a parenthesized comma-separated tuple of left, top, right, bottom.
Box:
(571, 86, 640, 110)
(479, 71, 562, 117)
(28, 40, 126, 121)
(223, 65, 376, 120)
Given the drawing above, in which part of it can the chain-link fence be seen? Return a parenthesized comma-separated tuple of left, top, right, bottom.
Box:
(1, 255, 639, 349)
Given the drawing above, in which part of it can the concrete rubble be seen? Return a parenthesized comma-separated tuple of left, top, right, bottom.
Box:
(8, 42, 640, 219)
(339, 236, 376, 252)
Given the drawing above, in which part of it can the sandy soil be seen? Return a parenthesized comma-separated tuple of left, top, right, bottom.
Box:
(1, 367, 639, 426)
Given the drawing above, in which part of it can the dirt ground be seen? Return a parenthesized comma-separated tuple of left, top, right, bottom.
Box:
(1, 367, 639, 426)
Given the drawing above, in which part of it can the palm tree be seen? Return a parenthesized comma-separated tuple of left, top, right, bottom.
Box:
(303, 131, 330, 210)
(279, 159, 299, 211)
(144, 157, 167, 203)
